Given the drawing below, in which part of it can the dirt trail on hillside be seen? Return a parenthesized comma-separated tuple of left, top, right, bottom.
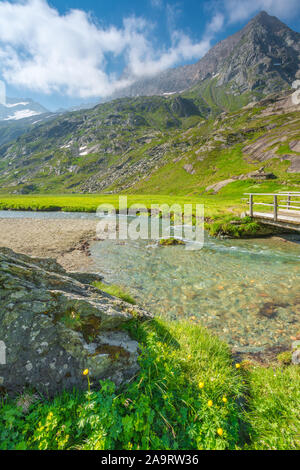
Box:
(0, 218, 99, 272)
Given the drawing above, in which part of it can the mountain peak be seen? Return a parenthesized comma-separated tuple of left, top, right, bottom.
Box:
(249, 10, 291, 30)
(109, 12, 300, 100)
(252, 10, 272, 21)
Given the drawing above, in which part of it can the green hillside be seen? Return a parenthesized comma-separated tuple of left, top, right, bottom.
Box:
(129, 101, 300, 195)
(183, 78, 259, 115)
(0, 88, 299, 196)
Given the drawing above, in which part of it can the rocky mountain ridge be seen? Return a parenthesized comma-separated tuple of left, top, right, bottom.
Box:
(111, 11, 300, 100)
(0, 12, 299, 195)
(0, 88, 299, 195)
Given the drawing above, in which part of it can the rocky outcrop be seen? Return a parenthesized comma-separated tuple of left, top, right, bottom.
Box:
(205, 178, 236, 194)
(205, 168, 276, 193)
(246, 168, 276, 180)
(0, 248, 151, 396)
(183, 164, 195, 175)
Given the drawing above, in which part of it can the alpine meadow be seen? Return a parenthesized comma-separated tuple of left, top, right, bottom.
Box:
(0, 3, 299, 453)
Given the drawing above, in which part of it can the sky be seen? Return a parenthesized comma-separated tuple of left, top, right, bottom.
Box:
(0, 0, 299, 111)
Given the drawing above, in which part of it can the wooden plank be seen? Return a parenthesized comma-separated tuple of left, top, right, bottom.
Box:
(274, 195, 278, 222)
(253, 202, 274, 207)
(278, 209, 300, 216)
(250, 216, 300, 232)
(277, 205, 300, 210)
(245, 192, 300, 196)
(249, 194, 253, 217)
(250, 211, 300, 224)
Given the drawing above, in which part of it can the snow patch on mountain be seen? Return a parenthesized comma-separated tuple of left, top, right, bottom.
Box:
(4, 102, 30, 108)
(3, 109, 40, 120)
(0, 98, 49, 121)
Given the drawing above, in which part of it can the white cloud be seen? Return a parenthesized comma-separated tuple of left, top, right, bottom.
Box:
(166, 2, 182, 32)
(0, 0, 219, 98)
(1, 0, 294, 100)
(206, 13, 225, 34)
(223, 0, 300, 23)
(151, 0, 163, 8)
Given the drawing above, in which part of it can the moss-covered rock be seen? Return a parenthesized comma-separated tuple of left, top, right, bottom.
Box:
(277, 351, 292, 365)
(0, 248, 151, 397)
(159, 237, 185, 246)
(205, 215, 278, 238)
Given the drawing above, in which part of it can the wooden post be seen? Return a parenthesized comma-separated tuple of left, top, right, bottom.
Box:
(287, 194, 291, 210)
(274, 195, 278, 221)
(249, 194, 253, 217)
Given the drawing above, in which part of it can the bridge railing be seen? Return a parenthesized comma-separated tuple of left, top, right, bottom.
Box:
(244, 192, 300, 222)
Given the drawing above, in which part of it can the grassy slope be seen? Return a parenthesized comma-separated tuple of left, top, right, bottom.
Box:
(183, 77, 258, 115)
(0, 317, 298, 450)
(0, 86, 299, 196)
(127, 107, 300, 196)
(0, 95, 205, 194)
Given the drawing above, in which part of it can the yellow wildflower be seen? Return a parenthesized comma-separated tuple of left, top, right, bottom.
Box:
(207, 400, 213, 407)
(217, 428, 223, 436)
(222, 397, 228, 403)
(235, 363, 241, 369)
(83, 368, 89, 376)
(198, 382, 205, 389)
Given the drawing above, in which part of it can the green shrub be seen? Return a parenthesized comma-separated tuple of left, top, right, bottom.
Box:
(206, 215, 274, 238)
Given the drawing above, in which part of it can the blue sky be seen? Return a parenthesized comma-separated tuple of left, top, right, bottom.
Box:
(0, 0, 299, 111)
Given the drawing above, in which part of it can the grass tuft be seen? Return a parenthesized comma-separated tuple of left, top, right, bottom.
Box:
(94, 281, 136, 305)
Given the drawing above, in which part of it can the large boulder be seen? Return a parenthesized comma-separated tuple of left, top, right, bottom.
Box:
(0, 248, 151, 396)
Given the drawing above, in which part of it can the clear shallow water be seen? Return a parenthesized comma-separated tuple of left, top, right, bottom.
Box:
(90, 231, 300, 353)
(0, 210, 99, 220)
(2, 210, 299, 352)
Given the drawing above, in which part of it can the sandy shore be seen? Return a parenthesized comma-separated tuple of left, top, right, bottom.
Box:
(0, 218, 99, 272)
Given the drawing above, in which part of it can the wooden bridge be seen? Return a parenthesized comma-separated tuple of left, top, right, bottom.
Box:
(244, 192, 300, 232)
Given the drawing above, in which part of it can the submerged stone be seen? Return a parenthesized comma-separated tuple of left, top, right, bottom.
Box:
(159, 238, 185, 246)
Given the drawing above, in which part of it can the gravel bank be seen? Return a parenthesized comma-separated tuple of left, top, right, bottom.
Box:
(0, 218, 98, 272)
